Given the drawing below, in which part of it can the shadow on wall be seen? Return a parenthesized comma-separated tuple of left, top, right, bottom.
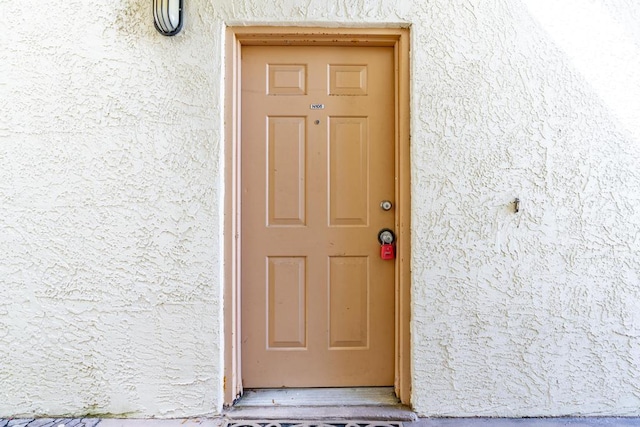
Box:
(523, 0, 640, 142)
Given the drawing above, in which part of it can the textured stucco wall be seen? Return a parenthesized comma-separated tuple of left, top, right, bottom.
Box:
(1, 0, 640, 419)
(409, 0, 640, 416)
(1, 0, 224, 418)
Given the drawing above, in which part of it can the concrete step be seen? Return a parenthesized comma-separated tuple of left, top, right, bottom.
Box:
(223, 405, 418, 421)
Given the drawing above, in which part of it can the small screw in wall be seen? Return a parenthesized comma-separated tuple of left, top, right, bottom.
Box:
(514, 198, 520, 213)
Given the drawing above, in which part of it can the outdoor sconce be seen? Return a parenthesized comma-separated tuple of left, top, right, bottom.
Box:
(153, 0, 183, 36)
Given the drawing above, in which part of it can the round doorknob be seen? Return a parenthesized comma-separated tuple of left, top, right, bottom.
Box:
(380, 200, 393, 211)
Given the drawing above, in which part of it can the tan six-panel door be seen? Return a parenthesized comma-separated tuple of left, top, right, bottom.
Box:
(241, 45, 395, 387)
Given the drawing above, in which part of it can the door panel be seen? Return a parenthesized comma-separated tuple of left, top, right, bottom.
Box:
(329, 256, 369, 349)
(241, 45, 395, 388)
(267, 117, 307, 226)
(329, 117, 369, 226)
(267, 256, 306, 349)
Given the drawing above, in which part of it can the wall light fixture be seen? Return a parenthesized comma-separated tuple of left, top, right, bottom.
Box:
(153, 0, 183, 36)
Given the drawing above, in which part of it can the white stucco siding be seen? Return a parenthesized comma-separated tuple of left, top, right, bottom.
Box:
(1, 0, 224, 418)
(1, 0, 639, 419)
(410, 0, 640, 416)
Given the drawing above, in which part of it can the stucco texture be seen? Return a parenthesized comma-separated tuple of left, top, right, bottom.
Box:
(1, 0, 640, 419)
(1, 0, 224, 418)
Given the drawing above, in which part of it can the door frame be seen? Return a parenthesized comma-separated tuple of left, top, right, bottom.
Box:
(223, 26, 411, 406)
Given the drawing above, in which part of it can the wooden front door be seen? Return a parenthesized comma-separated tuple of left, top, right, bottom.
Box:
(241, 45, 396, 388)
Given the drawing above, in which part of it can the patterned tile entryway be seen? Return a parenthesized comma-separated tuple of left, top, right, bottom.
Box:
(225, 422, 402, 427)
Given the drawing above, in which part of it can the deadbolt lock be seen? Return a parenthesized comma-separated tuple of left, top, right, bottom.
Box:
(380, 200, 393, 211)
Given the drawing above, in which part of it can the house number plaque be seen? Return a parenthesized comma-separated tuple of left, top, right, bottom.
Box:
(310, 104, 325, 110)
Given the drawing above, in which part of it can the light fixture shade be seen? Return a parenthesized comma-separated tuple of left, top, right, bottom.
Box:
(153, 0, 183, 36)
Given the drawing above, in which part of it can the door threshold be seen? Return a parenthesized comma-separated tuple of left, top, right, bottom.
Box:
(225, 387, 416, 421)
(236, 387, 398, 407)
